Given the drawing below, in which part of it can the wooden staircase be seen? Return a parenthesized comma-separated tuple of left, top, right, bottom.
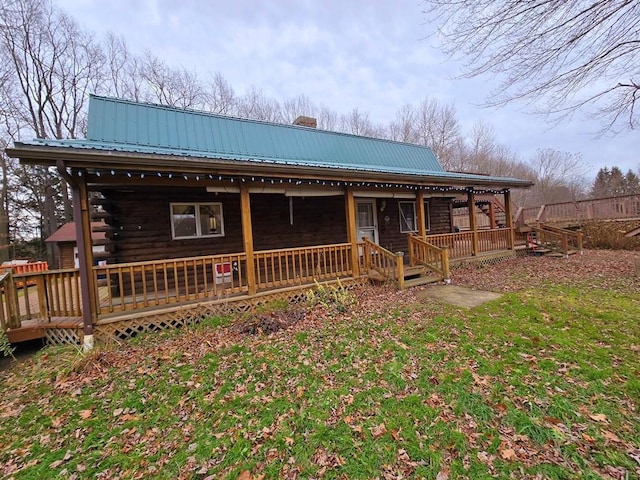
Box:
(402, 265, 442, 288)
(361, 237, 450, 289)
(522, 224, 583, 257)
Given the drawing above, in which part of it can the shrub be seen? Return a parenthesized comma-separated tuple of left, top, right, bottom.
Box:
(306, 279, 357, 315)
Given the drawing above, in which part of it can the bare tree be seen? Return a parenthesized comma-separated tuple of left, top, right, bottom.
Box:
(140, 52, 207, 109)
(526, 148, 588, 204)
(0, 0, 105, 261)
(281, 93, 317, 124)
(338, 108, 384, 137)
(415, 98, 460, 168)
(424, 1, 640, 132)
(236, 86, 283, 122)
(103, 33, 147, 102)
(317, 106, 338, 131)
(204, 72, 237, 115)
(388, 104, 419, 143)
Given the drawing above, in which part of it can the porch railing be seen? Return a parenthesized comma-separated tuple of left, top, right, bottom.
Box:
(361, 238, 404, 287)
(407, 235, 450, 281)
(254, 243, 353, 290)
(424, 228, 513, 259)
(93, 253, 248, 315)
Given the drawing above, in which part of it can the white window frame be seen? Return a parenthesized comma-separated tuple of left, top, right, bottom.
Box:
(170, 202, 225, 239)
(424, 200, 431, 232)
(398, 201, 417, 233)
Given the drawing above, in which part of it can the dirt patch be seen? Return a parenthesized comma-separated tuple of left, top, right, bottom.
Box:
(233, 307, 306, 335)
(416, 285, 502, 308)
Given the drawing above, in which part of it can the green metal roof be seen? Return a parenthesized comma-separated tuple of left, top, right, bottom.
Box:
(10, 95, 533, 187)
(85, 95, 445, 175)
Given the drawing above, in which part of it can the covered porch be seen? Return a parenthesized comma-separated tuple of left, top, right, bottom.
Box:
(1, 187, 518, 346)
(4, 95, 534, 346)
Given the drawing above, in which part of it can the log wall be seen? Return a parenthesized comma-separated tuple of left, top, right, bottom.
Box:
(100, 187, 348, 263)
(377, 197, 453, 254)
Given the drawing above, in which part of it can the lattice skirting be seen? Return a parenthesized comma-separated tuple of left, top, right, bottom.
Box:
(450, 250, 517, 269)
(93, 277, 365, 344)
(45, 327, 83, 346)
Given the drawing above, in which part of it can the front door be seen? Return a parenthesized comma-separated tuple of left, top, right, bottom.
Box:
(356, 199, 379, 244)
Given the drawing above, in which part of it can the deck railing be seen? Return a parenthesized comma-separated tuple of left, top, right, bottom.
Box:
(3, 269, 83, 321)
(0, 272, 20, 330)
(93, 253, 248, 315)
(424, 228, 512, 259)
(361, 238, 403, 287)
(254, 243, 353, 290)
(516, 194, 640, 225)
(408, 235, 450, 281)
(425, 231, 475, 258)
(477, 228, 511, 252)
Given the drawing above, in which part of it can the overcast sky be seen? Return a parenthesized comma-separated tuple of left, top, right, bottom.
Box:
(58, 0, 638, 180)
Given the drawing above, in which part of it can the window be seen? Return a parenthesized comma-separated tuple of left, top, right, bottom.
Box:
(424, 200, 431, 232)
(170, 202, 224, 239)
(399, 200, 431, 233)
(399, 201, 417, 233)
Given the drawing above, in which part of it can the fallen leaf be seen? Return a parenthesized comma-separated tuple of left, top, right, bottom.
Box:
(79, 409, 92, 419)
(436, 470, 449, 480)
(602, 430, 622, 443)
(370, 423, 386, 439)
(238, 470, 252, 480)
(589, 412, 608, 423)
(113, 408, 124, 417)
(500, 448, 516, 460)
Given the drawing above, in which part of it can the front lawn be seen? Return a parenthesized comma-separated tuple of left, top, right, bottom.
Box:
(1, 250, 638, 479)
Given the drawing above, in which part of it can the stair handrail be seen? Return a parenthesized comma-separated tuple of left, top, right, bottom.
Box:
(532, 224, 583, 256)
(362, 238, 404, 287)
(408, 235, 450, 282)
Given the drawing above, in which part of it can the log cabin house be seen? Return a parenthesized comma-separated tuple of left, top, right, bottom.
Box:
(4, 95, 534, 347)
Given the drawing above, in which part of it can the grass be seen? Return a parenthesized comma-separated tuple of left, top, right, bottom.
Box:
(0, 281, 638, 479)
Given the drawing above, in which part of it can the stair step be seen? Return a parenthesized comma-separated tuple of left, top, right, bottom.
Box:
(403, 275, 441, 288)
(404, 265, 427, 276)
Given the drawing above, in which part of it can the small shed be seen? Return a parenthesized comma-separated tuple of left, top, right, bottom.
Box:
(46, 222, 107, 269)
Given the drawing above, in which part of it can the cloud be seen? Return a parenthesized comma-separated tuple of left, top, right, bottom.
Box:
(57, 0, 638, 177)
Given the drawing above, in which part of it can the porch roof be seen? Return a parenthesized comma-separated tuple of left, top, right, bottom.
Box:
(9, 95, 533, 189)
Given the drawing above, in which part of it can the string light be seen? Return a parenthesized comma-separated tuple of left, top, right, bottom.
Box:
(84, 168, 512, 195)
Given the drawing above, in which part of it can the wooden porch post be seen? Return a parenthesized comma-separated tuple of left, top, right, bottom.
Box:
(468, 190, 479, 256)
(416, 190, 426, 239)
(71, 172, 97, 349)
(240, 183, 256, 296)
(344, 187, 360, 278)
(503, 190, 515, 250)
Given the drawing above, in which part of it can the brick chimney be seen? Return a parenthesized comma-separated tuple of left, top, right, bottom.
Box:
(293, 116, 317, 128)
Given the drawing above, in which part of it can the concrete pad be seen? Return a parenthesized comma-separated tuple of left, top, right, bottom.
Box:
(416, 285, 502, 308)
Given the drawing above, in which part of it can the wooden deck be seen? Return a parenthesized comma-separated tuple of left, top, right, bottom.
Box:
(2, 229, 551, 345)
